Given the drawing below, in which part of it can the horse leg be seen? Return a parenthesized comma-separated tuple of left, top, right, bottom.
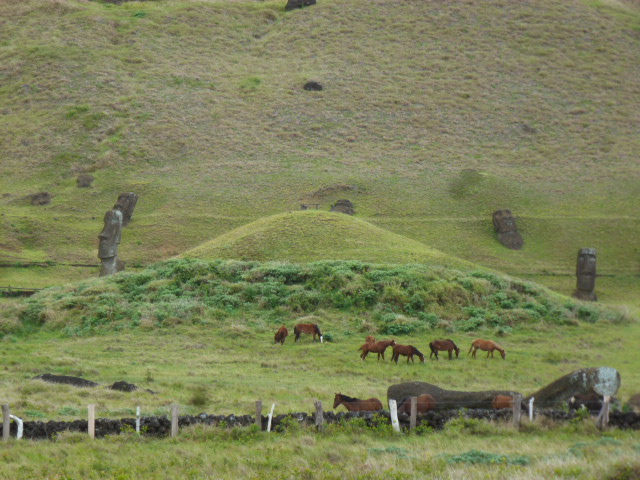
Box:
(448, 350, 452, 360)
(472, 347, 477, 359)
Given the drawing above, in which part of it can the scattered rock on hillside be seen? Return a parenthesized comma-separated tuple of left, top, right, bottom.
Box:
(330, 199, 354, 215)
(285, 0, 316, 10)
(29, 192, 52, 206)
(303, 81, 323, 91)
(109, 381, 139, 392)
(76, 174, 94, 188)
(33, 373, 99, 388)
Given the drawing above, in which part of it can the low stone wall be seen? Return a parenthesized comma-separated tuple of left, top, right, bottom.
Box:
(2, 409, 639, 440)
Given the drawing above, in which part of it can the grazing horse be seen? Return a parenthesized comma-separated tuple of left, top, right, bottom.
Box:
(492, 395, 514, 409)
(333, 393, 383, 412)
(391, 344, 425, 364)
(359, 339, 396, 361)
(274, 325, 288, 345)
(365, 335, 376, 344)
(294, 323, 323, 343)
(468, 339, 506, 359)
(397, 394, 436, 413)
(429, 339, 460, 360)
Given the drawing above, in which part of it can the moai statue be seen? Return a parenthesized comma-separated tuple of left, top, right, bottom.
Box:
(331, 199, 355, 215)
(115, 192, 138, 226)
(492, 209, 523, 250)
(98, 205, 123, 277)
(573, 248, 597, 301)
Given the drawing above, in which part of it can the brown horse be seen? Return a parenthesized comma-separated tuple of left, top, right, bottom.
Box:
(391, 344, 425, 364)
(492, 395, 514, 409)
(359, 339, 396, 361)
(397, 394, 436, 413)
(294, 323, 323, 343)
(429, 339, 460, 360)
(468, 339, 506, 359)
(365, 335, 376, 344)
(333, 393, 383, 412)
(274, 325, 288, 345)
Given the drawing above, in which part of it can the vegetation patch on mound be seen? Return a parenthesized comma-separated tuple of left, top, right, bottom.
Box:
(2, 259, 628, 337)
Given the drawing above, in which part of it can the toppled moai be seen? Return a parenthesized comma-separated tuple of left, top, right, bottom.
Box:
(492, 209, 523, 250)
(573, 248, 597, 301)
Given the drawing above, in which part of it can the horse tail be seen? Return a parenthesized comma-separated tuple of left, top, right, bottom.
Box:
(294, 325, 300, 335)
(468, 342, 475, 355)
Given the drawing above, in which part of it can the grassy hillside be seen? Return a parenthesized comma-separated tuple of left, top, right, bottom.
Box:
(181, 210, 473, 268)
(1, 0, 639, 307)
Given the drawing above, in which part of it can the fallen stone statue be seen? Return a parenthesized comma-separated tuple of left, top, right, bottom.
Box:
(388, 366, 620, 411)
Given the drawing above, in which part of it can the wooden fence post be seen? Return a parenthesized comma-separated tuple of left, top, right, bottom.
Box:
(170, 404, 179, 438)
(389, 400, 401, 433)
(409, 397, 417, 431)
(596, 396, 611, 430)
(314, 400, 324, 431)
(512, 394, 522, 427)
(2, 405, 10, 442)
(528, 397, 534, 422)
(87, 404, 96, 440)
(255, 400, 263, 430)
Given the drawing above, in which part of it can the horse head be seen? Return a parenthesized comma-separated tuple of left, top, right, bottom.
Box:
(333, 393, 342, 409)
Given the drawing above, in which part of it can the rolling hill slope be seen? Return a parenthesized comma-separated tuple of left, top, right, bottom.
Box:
(0, 0, 638, 307)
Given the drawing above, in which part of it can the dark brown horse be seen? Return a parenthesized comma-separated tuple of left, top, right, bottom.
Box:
(359, 339, 396, 361)
(274, 325, 288, 345)
(294, 323, 323, 343)
(468, 339, 506, 359)
(397, 394, 436, 413)
(333, 393, 383, 412)
(492, 395, 514, 409)
(391, 344, 425, 364)
(429, 339, 460, 360)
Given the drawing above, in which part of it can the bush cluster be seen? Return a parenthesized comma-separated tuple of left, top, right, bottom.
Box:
(1, 259, 623, 336)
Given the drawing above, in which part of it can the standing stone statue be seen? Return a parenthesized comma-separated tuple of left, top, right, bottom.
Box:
(115, 192, 138, 226)
(492, 209, 523, 250)
(573, 248, 597, 301)
(98, 205, 124, 277)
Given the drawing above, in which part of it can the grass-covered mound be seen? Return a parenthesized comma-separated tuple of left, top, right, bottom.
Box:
(2, 259, 628, 337)
(181, 210, 471, 268)
(0, 0, 639, 296)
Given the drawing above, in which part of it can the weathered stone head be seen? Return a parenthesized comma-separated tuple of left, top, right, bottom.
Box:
(115, 192, 138, 226)
(492, 209, 523, 250)
(573, 248, 597, 301)
(331, 199, 355, 215)
(98, 206, 123, 277)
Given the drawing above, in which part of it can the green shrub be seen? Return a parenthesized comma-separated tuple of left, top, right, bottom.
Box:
(443, 449, 530, 466)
